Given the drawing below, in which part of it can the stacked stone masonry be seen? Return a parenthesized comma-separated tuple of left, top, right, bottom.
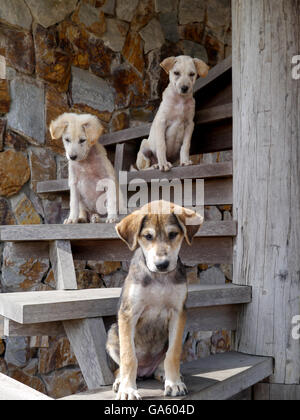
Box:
(0, 0, 232, 398)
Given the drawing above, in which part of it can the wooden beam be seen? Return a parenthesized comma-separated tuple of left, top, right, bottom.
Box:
(195, 103, 232, 125)
(3, 318, 65, 337)
(233, 0, 300, 384)
(49, 240, 77, 290)
(0, 285, 251, 325)
(0, 221, 236, 242)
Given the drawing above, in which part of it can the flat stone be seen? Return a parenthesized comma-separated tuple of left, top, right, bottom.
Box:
(42, 368, 86, 399)
(204, 29, 225, 66)
(179, 0, 206, 24)
(159, 12, 180, 43)
(0, 198, 15, 225)
(45, 87, 69, 156)
(10, 368, 47, 395)
(207, 0, 231, 33)
(73, 3, 106, 37)
(116, 0, 139, 22)
(0, 26, 35, 75)
(72, 66, 115, 113)
(122, 31, 145, 73)
(155, 0, 178, 12)
(7, 77, 45, 145)
(103, 270, 126, 288)
(179, 40, 208, 62)
(179, 22, 205, 43)
(0, 339, 5, 357)
(0, 0, 32, 31)
(220, 264, 232, 281)
(5, 130, 28, 152)
(0, 79, 10, 114)
(199, 266, 226, 285)
(2, 243, 49, 292)
(76, 270, 104, 289)
(111, 111, 129, 132)
(89, 38, 118, 78)
(99, 0, 116, 15)
(34, 25, 71, 93)
(140, 19, 165, 53)
(12, 193, 42, 225)
(101, 18, 129, 52)
(39, 337, 77, 375)
(87, 261, 121, 275)
(130, 0, 155, 32)
(26, 0, 78, 28)
(43, 199, 63, 225)
(5, 338, 29, 368)
(0, 118, 6, 151)
(211, 331, 231, 354)
(204, 205, 222, 221)
(29, 148, 57, 192)
(0, 150, 30, 197)
(112, 64, 150, 108)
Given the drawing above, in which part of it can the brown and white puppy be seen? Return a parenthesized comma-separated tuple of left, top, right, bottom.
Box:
(136, 56, 209, 172)
(106, 201, 203, 400)
(50, 113, 120, 224)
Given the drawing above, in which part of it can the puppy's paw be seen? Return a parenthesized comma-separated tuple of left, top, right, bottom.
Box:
(112, 377, 121, 394)
(106, 215, 119, 224)
(159, 162, 172, 172)
(64, 217, 78, 225)
(164, 379, 188, 397)
(116, 385, 142, 401)
(91, 214, 101, 224)
(180, 160, 193, 167)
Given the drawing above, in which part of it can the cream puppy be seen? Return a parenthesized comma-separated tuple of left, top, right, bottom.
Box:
(136, 56, 209, 172)
(50, 113, 120, 224)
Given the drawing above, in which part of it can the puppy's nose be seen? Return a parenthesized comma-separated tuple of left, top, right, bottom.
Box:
(69, 155, 78, 161)
(156, 261, 170, 272)
(181, 85, 189, 94)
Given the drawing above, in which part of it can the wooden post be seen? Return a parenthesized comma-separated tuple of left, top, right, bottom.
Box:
(232, 0, 300, 392)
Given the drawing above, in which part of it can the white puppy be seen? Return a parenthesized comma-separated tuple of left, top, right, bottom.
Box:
(136, 56, 209, 172)
(50, 113, 120, 224)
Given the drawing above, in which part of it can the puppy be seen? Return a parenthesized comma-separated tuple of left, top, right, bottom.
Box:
(136, 55, 209, 172)
(50, 113, 120, 224)
(106, 200, 203, 400)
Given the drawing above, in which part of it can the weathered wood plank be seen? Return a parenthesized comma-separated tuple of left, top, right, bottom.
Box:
(113, 143, 125, 174)
(49, 240, 77, 290)
(60, 351, 273, 401)
(191, 121, 232, 155)
(195, 103, 232, 125)
(233, 0, 300, 384)
(64, 318, 114, 387)
(0, 285, 251, 325)
(0, 373, 53, 400)
(0, 221, 236, 242)
(3, 305, 241, 337)
(254, 383, 300, 401)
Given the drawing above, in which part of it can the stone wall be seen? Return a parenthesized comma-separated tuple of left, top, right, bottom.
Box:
(0, 0, 232, 398)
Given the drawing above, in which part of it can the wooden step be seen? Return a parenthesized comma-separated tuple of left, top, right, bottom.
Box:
(37, 162, 232, 194)
(60, 351, 272, 401)
(195, 103, 232, 125)
(0, 221, 236, 242)
(0, 373, 53, 400)
(0, 284, 251, 325)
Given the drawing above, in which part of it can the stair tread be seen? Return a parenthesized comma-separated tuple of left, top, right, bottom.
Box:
(0, 284, 251, 324)
(0, 221, 236, 242)
(60, 351, 272, 401)
(37, 162, 233, 194)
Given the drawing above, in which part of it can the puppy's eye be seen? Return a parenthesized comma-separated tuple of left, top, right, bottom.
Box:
(65, 138, 70, 143)
(189, 72, 196, 77)
(169, 232, 179, 240)
(79, 139, 86, 144)
(174, 71, 180, 76)
(144, 233, 153, 241)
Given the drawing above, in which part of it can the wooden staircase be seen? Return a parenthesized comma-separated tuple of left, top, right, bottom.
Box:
(0, 56, 273, 400)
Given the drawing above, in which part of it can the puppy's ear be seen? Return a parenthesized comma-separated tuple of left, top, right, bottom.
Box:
(82, 115, 105, 146)
(50, 114, 69, 140)
(116, 212, 146, 251)
(173, 205, 203, 246)
(193, 58, 210, 78)
(160, 57, 176, 74)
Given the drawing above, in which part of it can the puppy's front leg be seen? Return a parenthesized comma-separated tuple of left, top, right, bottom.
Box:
(64, 184, 80, 224)
(180, 121, 194, 167)
(164, 309, 188, 397)
(155, 120, 172, 172)
(117, 310, 141, 400)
